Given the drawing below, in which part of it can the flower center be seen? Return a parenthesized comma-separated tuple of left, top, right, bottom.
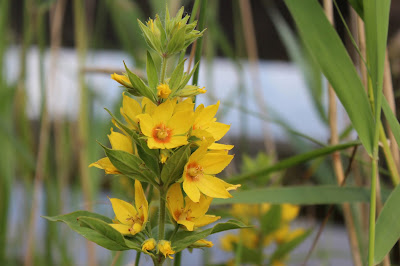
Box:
(186, 162, 203, 180)
(152, 123, 172, 143)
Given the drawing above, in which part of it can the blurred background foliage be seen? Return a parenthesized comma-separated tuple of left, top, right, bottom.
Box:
(2, 0, 400, 265)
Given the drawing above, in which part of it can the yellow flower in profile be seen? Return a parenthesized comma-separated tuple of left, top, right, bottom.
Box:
(157, 83, 171, 99)
(158, 240, 175, 259)
(89, 128, 133, 174)
(111, 73, 132, 88)
(182, 143, 239, 202)
(142, 238, 156, 252)
(281, 204, 300, 222)
(166, 183, 220, 231)
(119, 93, 157, 131)
(190, 239, 213, 248)
(137, 99, 193, 149)
(108, 180, 148, 235)
(192, 101, 230, 142)
(273, 225, 290, 244)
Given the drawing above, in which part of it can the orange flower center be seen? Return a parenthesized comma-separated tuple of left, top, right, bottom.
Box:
(186, 162, 203, 180)
(152, 123, 172, 143)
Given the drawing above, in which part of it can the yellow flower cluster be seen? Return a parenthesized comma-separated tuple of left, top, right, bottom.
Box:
(90, 90, 240, 260)
(221, 203, 305, 265)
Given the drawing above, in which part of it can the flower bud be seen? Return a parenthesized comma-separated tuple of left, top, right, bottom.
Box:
(189, 239, 213, 248)
(157, 240, 175, 259)
(157, 83, 171, 99)
(142, 238, 156, 252)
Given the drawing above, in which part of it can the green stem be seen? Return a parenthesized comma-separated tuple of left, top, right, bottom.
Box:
(173, 251, 182, 266)
(368, 157, 377, 266)
(158, 187, 166, 240)
(135, 251, 141, 266)
(379, 123, 400, 185)
(160, 57, 168, 83)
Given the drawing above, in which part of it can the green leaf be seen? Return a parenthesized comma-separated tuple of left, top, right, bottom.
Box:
(212, 186, 374, 205)
(227, 141, 359, 184)
(99, 143, 156, 184)
(270, 229, 312, 261)
(124, 62, 155, 101)
(161, 145, 190, 185)
(77, 217, 141, 252)
(167, 25, 186, 55)
(129, 131, 160, 177)
(146, 51, 158, 91)
(347, 0, 364, 18)
(284, 0, 374, 155)
(374, 184, 400, 264)
(169, 59, 186, 93)
(382, 98, 400, 151)
(261, 205, 281, 235)
(172, 220, 248, 252)
(364, 0, 391, 148)
(42, 211, 130, 251)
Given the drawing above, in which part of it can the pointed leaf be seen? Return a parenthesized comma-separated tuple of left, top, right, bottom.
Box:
(42, 211, 129, 251)
(261, 205, 282, 235)
(146, 51, 158, 90)
(124, 62, 155, 101)
(161, 145, 190, 185)
(212, 186, 377, 205)
(284, 0, 374, 155)
(169, 59, 186, 92)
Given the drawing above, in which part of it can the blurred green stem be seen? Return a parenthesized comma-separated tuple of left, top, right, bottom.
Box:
(379, 123, 400, 185)
(160, 57, 168, 83)
(368, 158, 377, 266)
(174, 252, 182, 266)
(158, 187, 166, 240)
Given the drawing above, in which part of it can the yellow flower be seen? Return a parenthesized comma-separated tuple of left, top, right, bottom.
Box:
(166, 183, 220, 231)
(157, 83, 171, 99)
(89, 128, 133, 174)
(273, 225, 290, 244)
(158, 240, 175, 259)
(240, 229, 259, 249)
(108, 180, 148, 235)
(192, 101, 230, 142)
(142, 238, 156, 252)
(137, 99, 193, 149)
(220, 234, 239, 251)
(285, 228, 306, 242)
(281, 204, 300, 222)
(271, 260, 286, 266)
(182, 143, 239, 202)
(119, 93, 157, 131)
(190, 239, 213, 248)
(111, 73, 132, 88)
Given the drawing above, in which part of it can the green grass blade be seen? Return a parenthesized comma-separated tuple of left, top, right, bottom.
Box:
(213, 186, 377, 205)
(284, 0, 374, 155)
(227, 141, 359, 184)
(374, 184, 400, 264)
(382, 97, 400, 151)
(364, 0, 391, 148)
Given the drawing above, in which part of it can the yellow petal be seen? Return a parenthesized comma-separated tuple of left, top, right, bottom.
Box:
(196, 175, 233, 199)
(122, 93, 141, 126)
(184, 194, 212, 218)
(109, 223, 132, 235)
(142, 97, 157, 115)
(147, 137, 164, 149)
(174, 98, 194, 113)
(142, 238, 156, 252)
(89, 157, 120, 174)
(208, 143, 234, 150)
(166, 183, 184, 221)
(194, 101, 219, 128)
(188, 142, 208, 163)
(152, 100, 174, 125)
(137, 113, 154, 137)
(281, 204, 300, 222)
(167, 111, 194, 134)
(109, 197, 137, 225)
(135, 180, 149, 225)
(177, 219, 195, 231)
(207, 121, 230, 141)
(183, 178, 201, 202)
(194, 215, 220, 228)
(199, 153, 234, 175)
(163, 136, 188, 149)
(158, 240, 175, 259)
(108, 129, 133, 153)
